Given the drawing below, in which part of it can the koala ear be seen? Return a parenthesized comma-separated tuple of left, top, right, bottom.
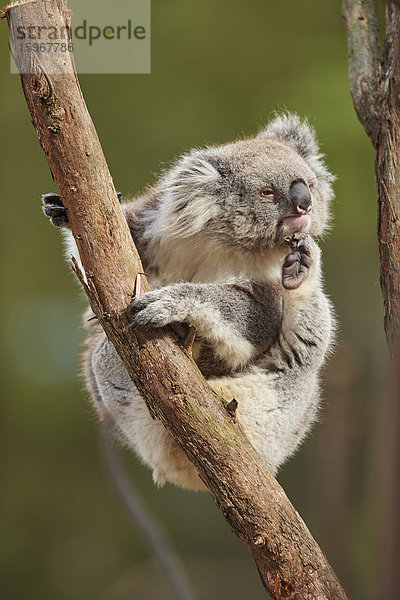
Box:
(258, 113, 335, 196)
(157, 149, 222, 238)
(257, 113, 319, 160)
(171, 150, 222, 190)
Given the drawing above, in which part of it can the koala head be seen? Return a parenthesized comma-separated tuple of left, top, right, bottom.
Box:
(154, 114, 334, 253)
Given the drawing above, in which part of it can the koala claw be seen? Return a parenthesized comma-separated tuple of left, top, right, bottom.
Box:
(42, 191, 123, 228)
(282, 235, 313, 290)
(131, 290, 184, 328)
(42, 192, 69, 227)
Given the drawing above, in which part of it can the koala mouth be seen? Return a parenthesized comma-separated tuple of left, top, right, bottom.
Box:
(281, 213, 311, 232)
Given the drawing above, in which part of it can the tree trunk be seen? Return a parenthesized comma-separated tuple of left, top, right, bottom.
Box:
(4, 1, 348, 598)
(343, 1, 400, 596)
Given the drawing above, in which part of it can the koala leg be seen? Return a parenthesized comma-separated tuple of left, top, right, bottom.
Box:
(86, 333, 205, 491)
(208, 367, 320, 475)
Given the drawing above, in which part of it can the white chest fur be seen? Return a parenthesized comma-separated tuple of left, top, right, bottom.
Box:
(147, 235, 288, 287)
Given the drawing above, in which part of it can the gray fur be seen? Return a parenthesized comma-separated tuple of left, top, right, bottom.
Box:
(132, 280, 283, 372)
(46, 113, 335, 490)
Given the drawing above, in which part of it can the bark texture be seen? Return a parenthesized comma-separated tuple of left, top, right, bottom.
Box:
(343, 1, 400, 596)
(4, 1, 348, 598)
(343, 0, 400, 355)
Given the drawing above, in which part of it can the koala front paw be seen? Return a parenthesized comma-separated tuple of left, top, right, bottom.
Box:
(42, 193, 69, 228)
(282, 235, 314, 290)
(132, 288, 188, 328)
(42, 191, 123, 228)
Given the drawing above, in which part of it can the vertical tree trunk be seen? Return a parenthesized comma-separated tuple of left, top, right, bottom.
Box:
(376, 4, 400, 358)
(343, 1, 400, 596)
(343, 0, 400, 356)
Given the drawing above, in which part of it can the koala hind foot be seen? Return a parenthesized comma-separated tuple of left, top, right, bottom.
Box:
(282, 235, 313, 290)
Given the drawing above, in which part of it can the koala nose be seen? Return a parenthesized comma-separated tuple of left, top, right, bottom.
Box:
(290, 181, 312, 214)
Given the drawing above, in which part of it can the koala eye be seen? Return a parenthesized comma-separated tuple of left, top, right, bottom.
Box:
(308, 181, 315, 190)
(260, 188, 275, 200)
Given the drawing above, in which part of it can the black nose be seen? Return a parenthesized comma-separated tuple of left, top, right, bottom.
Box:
(290, 181, 312, 213)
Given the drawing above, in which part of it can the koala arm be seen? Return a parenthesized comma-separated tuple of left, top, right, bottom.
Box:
(207, 237, 334, 473)
(132, 281, 283, 371)
(266, 235, 334, 373)
(42, 191, 151, 285)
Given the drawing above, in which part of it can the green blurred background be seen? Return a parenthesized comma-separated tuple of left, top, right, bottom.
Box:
(0, 1, 388, 598)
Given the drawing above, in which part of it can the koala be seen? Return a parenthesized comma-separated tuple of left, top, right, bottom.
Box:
(43, 113, 335, 491)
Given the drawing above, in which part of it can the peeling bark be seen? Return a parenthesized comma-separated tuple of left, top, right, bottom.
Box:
(4, 1, 348, 598)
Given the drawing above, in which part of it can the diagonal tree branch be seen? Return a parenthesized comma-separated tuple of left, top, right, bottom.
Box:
(3, 1, 348, 598)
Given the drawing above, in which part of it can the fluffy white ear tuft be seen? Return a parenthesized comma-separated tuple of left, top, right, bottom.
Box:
(258, 113, 319, 160)
(148, 150, 222, 239)
(169, 152, 221, 192)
